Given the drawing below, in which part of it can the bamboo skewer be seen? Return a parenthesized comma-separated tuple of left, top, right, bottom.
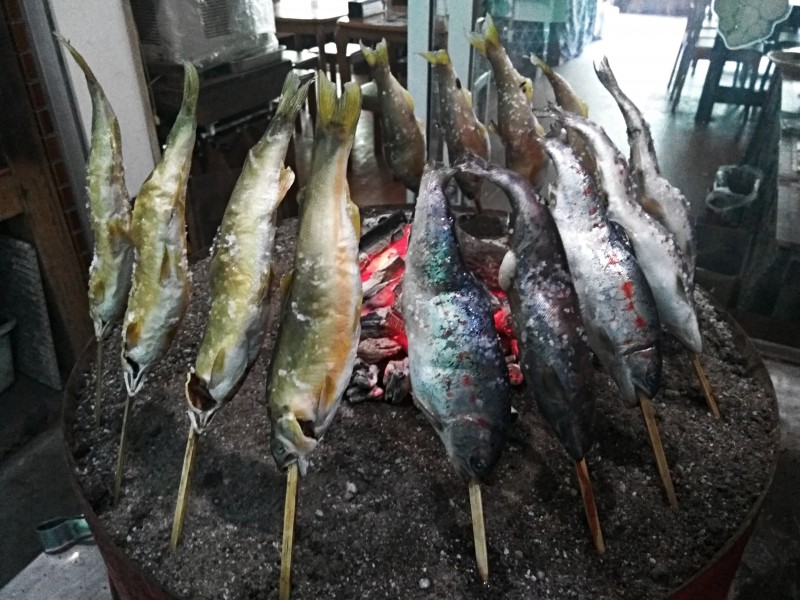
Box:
(170, 426, 199, 549)
(94, 340, 104, 426)
(113, 393, 134, 505)
(639, 393, 679, 511)
(279, 463, 299, 600)
(690, 352, 720, 418)
(575, 458, 605, 554)
(468, 480, 489, 583)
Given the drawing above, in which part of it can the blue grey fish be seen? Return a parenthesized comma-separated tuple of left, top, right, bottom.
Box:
(402, 164, 511, 482)
(542, 137, 662, 406)
(456, 155, 594, 460)
(594, 57, 696, 276)
(543, 105, 702, 354)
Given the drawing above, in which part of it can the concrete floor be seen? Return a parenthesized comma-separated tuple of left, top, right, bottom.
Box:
(1, 11, 799, 599)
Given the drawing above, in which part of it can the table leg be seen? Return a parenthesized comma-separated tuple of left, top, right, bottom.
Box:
(336, 28, 352, 87)
(695, 35, 727, 123)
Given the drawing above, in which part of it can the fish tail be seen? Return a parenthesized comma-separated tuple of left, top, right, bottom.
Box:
(468, 14, 500, 56)
(594, 56, 618, 89)
(54, 34, 101, 90)
(361, 38, 390, 67)
(315, 71, 362, 136)
(274, 71, 312, 125)
(420, 49, 450, 66)
(178, 61, 200, 122)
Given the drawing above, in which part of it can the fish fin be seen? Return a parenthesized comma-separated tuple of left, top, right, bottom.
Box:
(420, 49, 450, 65)
(316, 374, 336, 418)
(595, 327, 616, 357)
(462, 85, 474, 108)
(361, 38, 389, 67)
(594, 56, 617, 90)
(159, 246, 172, 284)
(279, 269, 294, 301)
(89, 277, 106, 304)
(416, 118, 425, 136)
(348, 198, 361, 239)
(316, 71, 362, 136)
(639, 195, 665, 220)
(401, 87, 416, 111)
(468, 14, 500, 57)
(498, 250, 517, 292)
(125, 319, 142, 347)
(275, 71, 312, 123)
(577, 98, 590, 118)
(278, 163, 295, 202)
(209, 348, 227, 389)
(532, 114, 545, 137)
(108, 217, 132, 255)
(413, 397, 444, 432)
(488, 120, 499, 134)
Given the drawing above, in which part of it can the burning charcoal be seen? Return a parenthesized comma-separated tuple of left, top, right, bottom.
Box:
(346, 385, 385, 404)
(364, 286, 397, 310)
(357, 337, 404, 363)
(360, 308, 405, 340)
(359, 210, 409, 268)
(350, 359, 380, 390)
(363, 255, 405, 299)
(507, 362, 523, 386)
(383, 358, 411, 404)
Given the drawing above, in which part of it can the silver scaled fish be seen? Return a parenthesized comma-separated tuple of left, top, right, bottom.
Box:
(594, 57, 696, 275)
(56, 35, 134, 340)
(267, 72, 363, 475)
(402, 163, 511, 482)
(421, 49, 490, 201)
(362, 38, 425, 192)
(544, 105, 702, 354)
(121, 62, 198, 396)
(542, 137, 662, 407)
(468, 14, 546, 184)
(456, 156, 594, 460)
(185, 73, 311, 433)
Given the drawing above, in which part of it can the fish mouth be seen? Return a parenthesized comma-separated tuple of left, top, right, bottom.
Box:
(443, 416, 507, 483)
(270, 415, 318, 475)
(625, 345, 662, 400)
(122, 355, 146, 396)
(188, 406, 219, 435)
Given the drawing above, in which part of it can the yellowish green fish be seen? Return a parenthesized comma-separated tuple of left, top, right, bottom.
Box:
(421, 49, 490, 201)
(184, 73, 311, 433)
(267, 72, 363, 475)
(362, 38, 425, 193)
(530, 54, 589, 118)
(55, 35, 134, 340)
(121, 62, 198, 396)
(469, 14, 546, 184)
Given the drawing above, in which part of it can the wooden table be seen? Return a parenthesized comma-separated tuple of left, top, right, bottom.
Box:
(274, 1, 348, 70)
(334, 13, 409, 85)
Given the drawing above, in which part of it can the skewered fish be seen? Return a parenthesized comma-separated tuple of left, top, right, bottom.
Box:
(266, 73, 363, 475)
(362, 39, 425, 193)
(402, 163, 511, 481)
(422, 49, 490, 201)
(542, 137, 662, 407)
(594, 57, 696, 275)
(468, 14, 546, 184)
(185, 73, 310, 433)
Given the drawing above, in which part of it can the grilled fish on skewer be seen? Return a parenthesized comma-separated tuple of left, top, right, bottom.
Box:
(421, 49, 490, 202)
(468, 14, 546, 184)
(456, 156, 594, 460)
(594, 57, 696, 275)
(171, 73, 310, 549)
(530, 55, 588, 118)
(266, 73, 363, 475)
(542, 105, 702, 354)
(403, 163, 511, 480)
(456, 155, 605, 553)
(55, 35, 134, 423)
(542, 137, 662, 407)
(402, 163, 511, 581)
(362, 39, 425, 193)
(115, 62, 197, 504)
(185, 72, 310, 433)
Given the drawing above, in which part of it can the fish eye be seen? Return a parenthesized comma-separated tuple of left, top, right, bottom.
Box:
(469, 455, 488, 475)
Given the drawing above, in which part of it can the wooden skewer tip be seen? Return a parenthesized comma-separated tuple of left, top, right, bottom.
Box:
(639, 394, 679, 511)
(468, 480, 489, 583)
(575, 458, 605, 555)
(279, 463, 300, 600)
(170, 426, 199, 549)
(113, 393, 134, 506)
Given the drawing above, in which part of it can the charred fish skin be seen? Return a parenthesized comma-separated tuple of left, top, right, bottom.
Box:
(185, 73, 311, 434)
(266, 73, 363, 475)
(542, 137, 662, 407)
(468, 14, 546, 184)
(594, 57, 696, 274)
(362, 39, 425, 192)
(56, 35, 134, 340)
(402, 164, 511, 483)
(544, 106, 702, 354)
(121, 62, 198, 396)
(456, 155, 594, 461)
(421, 49, 490, 199)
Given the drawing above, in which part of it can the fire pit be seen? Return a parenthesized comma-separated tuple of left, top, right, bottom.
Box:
(63, 208, 779, 599)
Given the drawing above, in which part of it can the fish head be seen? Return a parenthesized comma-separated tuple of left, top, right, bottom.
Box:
(442, 414, 508, 483)
(270, 412, 319, 476)
(618, 344, 662, 403)
(185, 371, 223, 434)
(121, 351, 147, 396)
